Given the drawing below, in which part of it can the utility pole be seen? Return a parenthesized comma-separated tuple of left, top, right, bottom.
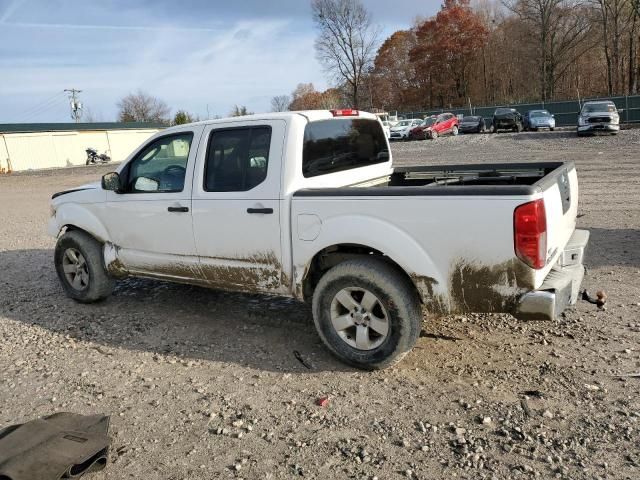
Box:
(64, 89, 83, 122)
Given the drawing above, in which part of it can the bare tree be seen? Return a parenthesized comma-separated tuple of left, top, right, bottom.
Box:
(503, 0, 592, 101)
(83, 107, 103, 123)
(117, 90, 170, 123)
(270, 95, 291, 112)
(591, 0, 635, 94)
(312, 0, 380, 108)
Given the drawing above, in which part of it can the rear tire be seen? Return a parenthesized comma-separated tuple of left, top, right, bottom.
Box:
(312, 258, 422, 370)
(55, 230, 115, 303)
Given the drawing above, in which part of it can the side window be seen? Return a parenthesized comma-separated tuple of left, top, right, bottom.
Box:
(124, 133, 193, 193)
(204, 127, 271, 192)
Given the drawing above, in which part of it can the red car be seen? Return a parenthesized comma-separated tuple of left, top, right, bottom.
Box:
(409, 116, 437, 140)
(426, 113, 459, 139)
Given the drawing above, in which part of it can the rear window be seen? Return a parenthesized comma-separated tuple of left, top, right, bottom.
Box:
(302, 119, 389, 178)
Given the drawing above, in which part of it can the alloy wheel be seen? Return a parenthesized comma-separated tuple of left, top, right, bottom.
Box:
(62, 248, 90, 291)
(330, 287, 389, 350)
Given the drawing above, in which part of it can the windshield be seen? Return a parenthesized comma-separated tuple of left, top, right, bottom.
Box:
(495, 108, 514, 115)
(396, 120, 412, 127)
(303, 118, 389, 178)
(530, 110, 551, 118)
(462, 116, 480, 122)
(423, 118, 436, 126)
(582, 103, 616, 114)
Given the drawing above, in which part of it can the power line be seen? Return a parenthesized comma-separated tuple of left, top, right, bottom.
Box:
(18, 96, 69, 123)
(16, 92, 68, 121)
(17, 97, 67, 123)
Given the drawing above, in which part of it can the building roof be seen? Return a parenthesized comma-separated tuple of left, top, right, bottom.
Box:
(0, 122, 165, 134)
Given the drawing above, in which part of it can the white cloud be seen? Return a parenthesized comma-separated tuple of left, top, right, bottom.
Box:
(0, 17, 325, 121)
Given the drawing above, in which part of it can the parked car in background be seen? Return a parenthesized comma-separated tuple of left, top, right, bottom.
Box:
(381, 121, 391, 139)
(523, 110, 556, 131)
(577, 101, 620, 136)
(492, 107, 523, 133)
(389, 118, 423, 140)
(459, 115, 487, 134)
(408, 116, 437, 140)
(426, 113, 459, 139)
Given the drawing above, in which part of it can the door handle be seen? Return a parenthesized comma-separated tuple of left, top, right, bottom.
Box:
(168, 206, 189, 213)
(247, 208, 273, 214)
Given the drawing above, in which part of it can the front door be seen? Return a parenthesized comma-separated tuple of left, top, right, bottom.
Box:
(102, 127, 205, 281)
(191, 120, 286, 294)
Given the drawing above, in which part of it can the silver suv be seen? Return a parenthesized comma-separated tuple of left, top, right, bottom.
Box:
(577, 101, 620, 136)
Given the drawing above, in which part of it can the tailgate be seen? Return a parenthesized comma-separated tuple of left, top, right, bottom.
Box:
(534, 163, 579, 287)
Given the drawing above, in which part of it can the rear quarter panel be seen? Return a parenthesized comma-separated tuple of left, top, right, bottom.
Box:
(291, 194, 539, 315)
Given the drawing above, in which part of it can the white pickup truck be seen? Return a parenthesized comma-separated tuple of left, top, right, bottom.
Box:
(49, 109, 589, 369)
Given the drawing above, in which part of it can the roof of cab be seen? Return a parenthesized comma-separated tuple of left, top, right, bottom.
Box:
(162, 110, 379, 133)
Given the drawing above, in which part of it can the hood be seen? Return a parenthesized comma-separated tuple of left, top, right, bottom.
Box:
(581, 110, 614, 118)
(51, 182, 104, 204)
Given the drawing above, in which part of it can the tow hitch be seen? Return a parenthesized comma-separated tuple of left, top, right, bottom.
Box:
(580, 289, 607, 310)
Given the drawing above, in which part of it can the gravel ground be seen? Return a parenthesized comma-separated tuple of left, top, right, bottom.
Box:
(1, 129, 639, 480)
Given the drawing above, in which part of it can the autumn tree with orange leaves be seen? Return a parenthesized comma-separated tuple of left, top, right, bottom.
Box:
(409, 0, 488, 108)
(288, 83, 345, 110)
(371, 30, 423, 110)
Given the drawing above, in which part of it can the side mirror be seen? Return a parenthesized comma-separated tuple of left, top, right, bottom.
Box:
(102, 172, 122, 192)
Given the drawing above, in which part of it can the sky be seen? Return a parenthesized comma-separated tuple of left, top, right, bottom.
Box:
(0, 0, 441, 123)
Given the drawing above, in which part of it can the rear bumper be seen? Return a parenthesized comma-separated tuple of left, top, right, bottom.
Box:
(514, 229, 589, 320)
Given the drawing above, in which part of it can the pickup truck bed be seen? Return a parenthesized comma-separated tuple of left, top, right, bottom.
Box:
(293, 161, 585, 320)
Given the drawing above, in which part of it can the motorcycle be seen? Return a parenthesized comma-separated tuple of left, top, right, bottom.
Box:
(85, 148, 111, 165)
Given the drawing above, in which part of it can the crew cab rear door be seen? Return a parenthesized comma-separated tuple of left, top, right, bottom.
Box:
(191, 120, 286, 294)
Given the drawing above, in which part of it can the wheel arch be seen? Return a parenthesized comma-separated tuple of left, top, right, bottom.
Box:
(51, 203, 110, 244)
(296, 241, 448, 313)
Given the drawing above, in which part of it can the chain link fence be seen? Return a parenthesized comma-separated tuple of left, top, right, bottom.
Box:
(398, 95, 640, 127)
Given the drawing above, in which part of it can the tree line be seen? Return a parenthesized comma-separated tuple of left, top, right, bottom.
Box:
(275, 0, 640, 113)
(115, 90, 253, 125)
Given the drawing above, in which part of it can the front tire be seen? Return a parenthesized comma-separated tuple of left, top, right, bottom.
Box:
(55, 230, 115, 303)
(452, 126, 459, 136)
(431, 130, 438, 139)
(312, 258, 422, 370)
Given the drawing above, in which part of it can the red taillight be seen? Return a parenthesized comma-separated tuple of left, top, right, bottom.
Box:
(331, 109, 359, 117)
(514, 199, 547, 269)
